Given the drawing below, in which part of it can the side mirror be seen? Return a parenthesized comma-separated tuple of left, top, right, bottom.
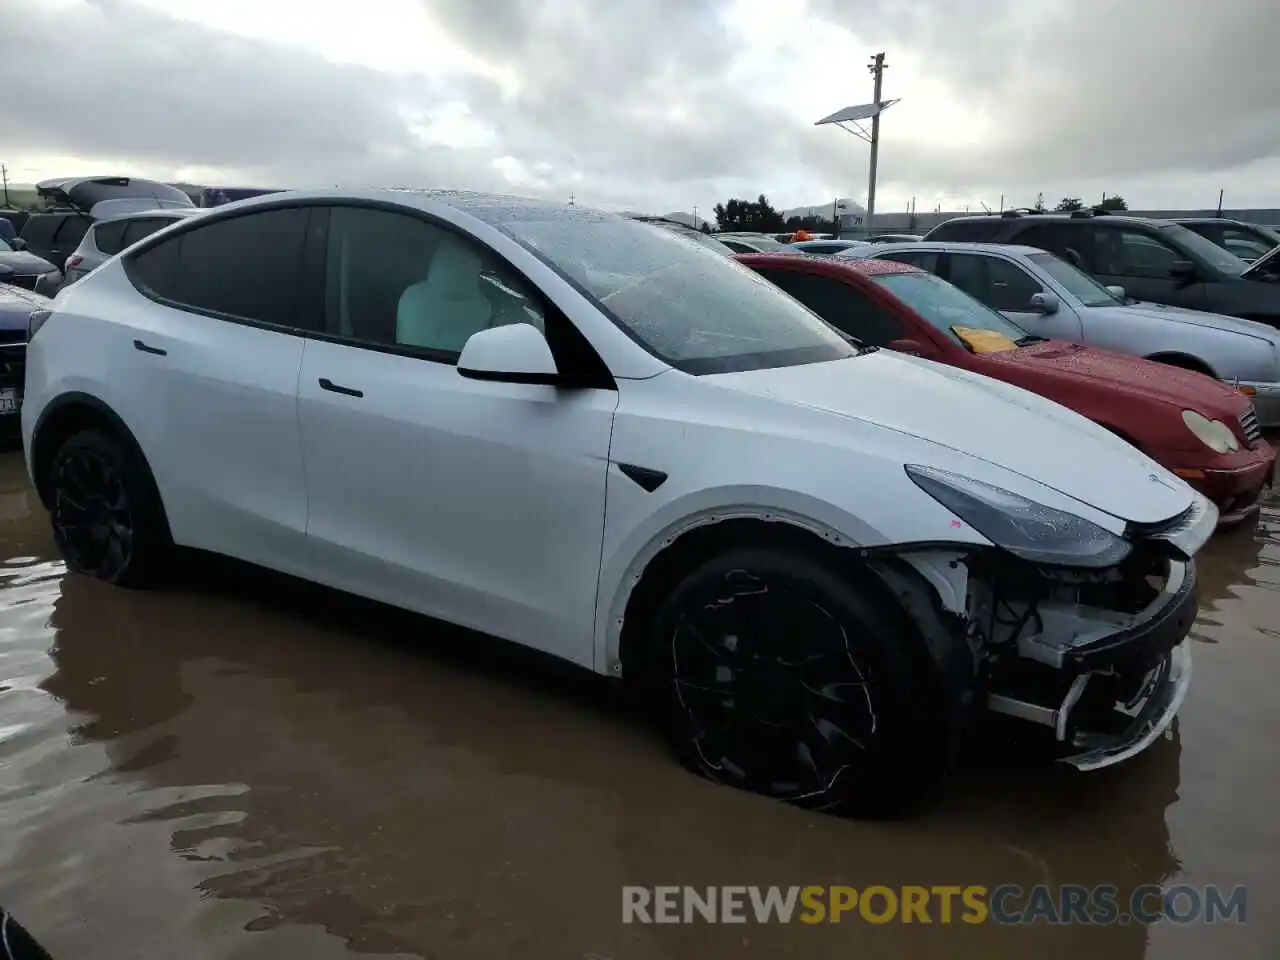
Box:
(9, 238, 27, 251)
(457, 323, 560, 384)
(886, 338, 929, 356)
(1029, 291, 1060, 315)
(1170, 260, 1198, 281)
(1105, 284, 1126, 300)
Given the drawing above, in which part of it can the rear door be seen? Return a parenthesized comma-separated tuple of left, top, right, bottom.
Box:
(118, 205, 321, 576)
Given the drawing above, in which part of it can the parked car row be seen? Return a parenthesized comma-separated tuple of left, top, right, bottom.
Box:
(21, 189, 1220, 817)
(923, 210, 1280, 329)
(736, 249, 1274, 524)
(852, 236, 1280, 428)
(0, 176, 198, 296)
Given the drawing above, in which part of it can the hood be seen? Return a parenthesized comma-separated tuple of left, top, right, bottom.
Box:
(1101, 300, 1280, 345)
(0, 283, 50, 330)
(706, 351, 1193, 526)
(974, 340, 1250, 419)
(0, 251, 59, 277)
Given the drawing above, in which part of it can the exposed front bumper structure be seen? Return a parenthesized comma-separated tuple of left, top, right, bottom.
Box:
(984, 554, 1199, 772)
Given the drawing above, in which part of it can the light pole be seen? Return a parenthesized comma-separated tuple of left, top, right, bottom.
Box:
(814, 52, 898, 237)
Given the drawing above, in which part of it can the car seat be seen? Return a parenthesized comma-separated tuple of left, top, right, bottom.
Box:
(395, 238, 494, 352)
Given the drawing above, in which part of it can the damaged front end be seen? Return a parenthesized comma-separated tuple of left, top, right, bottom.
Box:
(893, 466, 1216, 772)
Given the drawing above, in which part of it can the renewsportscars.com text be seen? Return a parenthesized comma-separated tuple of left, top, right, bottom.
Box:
(622, 884, 1247, 926)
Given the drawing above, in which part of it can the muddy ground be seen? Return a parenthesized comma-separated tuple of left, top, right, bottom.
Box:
(0, 450, 1275, 959)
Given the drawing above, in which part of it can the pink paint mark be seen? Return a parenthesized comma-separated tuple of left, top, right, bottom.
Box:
(950, 520, 963, 528)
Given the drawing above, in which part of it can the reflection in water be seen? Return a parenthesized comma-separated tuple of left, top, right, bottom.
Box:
(0, 451, 1274, 958)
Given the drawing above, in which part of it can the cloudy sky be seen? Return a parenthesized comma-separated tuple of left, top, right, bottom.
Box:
(3, 0, 1279, 217)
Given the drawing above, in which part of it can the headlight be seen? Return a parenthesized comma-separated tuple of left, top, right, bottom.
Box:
(905, 464, 1132, 568)
(1181, 410, 1239, 453)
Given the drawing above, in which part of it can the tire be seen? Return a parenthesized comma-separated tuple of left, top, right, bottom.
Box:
(47, 428, 170, 588)
(642, 546, 961, 818)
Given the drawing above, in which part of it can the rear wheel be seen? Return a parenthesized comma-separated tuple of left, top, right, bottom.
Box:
(47, 429, 170, 588)
(641, 546, 961, 818)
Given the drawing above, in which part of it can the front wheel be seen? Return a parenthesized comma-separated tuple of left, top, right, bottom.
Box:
(48, 429, 170, 588)
(642, 546, 961, 818)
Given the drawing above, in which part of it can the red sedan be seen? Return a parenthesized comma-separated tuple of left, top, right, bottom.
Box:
(738, 253, 1275, 525)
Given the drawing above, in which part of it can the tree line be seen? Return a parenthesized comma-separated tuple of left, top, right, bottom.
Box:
(708, 192, 1129, 233)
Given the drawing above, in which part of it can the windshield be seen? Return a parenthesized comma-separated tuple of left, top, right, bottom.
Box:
(1026, 252, 1119, 307)
(497, 214, 857, 373)
(1244, 245, 1280, 283)
(872, 272, 1030, 345)
(726, 235, 785, 251)
(1158, 223, 1249, 276)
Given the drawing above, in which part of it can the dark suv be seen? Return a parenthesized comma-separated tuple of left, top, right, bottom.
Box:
(924, 211, 1280, 327)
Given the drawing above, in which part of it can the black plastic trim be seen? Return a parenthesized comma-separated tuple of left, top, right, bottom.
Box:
(1062, 560, 1198, 672)
(318, 377, 363, 398)
(616, 463, 668, 492)
(133, 339, 166, 356)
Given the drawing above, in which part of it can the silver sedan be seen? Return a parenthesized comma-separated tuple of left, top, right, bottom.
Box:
(847, 241, 1280, 426)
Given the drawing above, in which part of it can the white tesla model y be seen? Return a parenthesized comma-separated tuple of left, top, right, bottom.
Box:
(21, 190, 1214, 816)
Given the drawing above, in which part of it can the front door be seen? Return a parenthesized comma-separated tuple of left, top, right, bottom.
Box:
(296, 204, 617, 668)
(944, 252, 1084, 341)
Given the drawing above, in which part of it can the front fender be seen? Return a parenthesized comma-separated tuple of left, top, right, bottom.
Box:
(591, 482, 990, 673)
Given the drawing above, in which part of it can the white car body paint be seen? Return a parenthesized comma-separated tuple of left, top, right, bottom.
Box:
(22, 189, 1208, 687)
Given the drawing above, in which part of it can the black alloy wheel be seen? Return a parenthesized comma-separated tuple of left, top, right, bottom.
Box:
(47, 430, 167, 587)
(645, 546, 962, 817)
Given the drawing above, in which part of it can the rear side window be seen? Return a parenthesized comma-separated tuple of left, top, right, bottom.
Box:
(877, 250, 940, 273)
(19, 215, 65, 247)
(127, 207, 317, 330)
(1013, 222, 1092, 271)
(926, 219, 1007, 241)
(122, 217, 176, 248)
(54, 217, 90, 251)
(93, 221, 129, 256)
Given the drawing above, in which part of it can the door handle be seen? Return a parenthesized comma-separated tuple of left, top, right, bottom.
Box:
(133, 339, 167, 356)
(318, 377, 363, 398)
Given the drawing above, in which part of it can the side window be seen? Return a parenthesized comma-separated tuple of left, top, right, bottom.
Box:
(1094, 227, 1180, 278)
(720, 239, 754, 254)
(1014, 223, 1090, 271)
(324, 206, 544, 356)
(983, 257, 1043, 310)
(127, 206, 316, 330)
(945, 253, 990, 302)
(759, 270, 903, 345)
(92, 220, 129, 256)
(878, 250, 940, 274)
(53, 217, 90, 252)
(122, 218, 173, 248)
(19, 215, 64, 248)
(1220, 228, 1271, 261)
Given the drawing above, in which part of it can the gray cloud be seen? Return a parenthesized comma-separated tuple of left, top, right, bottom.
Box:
(3, 0, 1280, 213)
(808, 0, 1280, 189)
(0, 0, 509, 192)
